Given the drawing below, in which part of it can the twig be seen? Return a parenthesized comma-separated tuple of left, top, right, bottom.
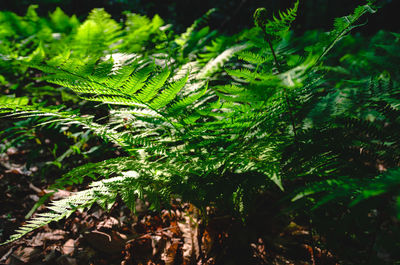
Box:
(126, 225, 179, 243)
(308, 218, 316, 265)
(0, 245, 16, 263)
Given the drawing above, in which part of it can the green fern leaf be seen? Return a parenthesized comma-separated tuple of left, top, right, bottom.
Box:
(136, 69, 170, 102)
(168, 83, 208, 113)
(150, 73, 189, 109)
(122, 65, 154, 94)
(263, 0, 299, 38)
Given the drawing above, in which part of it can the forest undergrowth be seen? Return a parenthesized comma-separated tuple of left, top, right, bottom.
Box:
(0, 1, 399, 264)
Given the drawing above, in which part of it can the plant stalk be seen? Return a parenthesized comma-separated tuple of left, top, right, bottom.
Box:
(261, 28, 298, 140)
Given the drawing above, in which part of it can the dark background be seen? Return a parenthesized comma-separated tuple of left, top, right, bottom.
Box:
(1, 0, 398, 34)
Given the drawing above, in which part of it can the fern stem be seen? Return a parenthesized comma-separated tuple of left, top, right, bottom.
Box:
(265, 36, 281, 74)
(261, 28, 298, 140)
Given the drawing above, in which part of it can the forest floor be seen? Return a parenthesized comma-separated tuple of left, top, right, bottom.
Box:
(0, 145, 339, 265)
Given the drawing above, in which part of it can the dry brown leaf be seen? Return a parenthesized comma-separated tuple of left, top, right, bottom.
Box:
(96, 216, 119, 231)
(28, 229, 66, 247)
(62, 239, 75, 255)
(83, 230, 126, 254)
(50, 190, 72, 200)
(161, 239, 180, 265)
(201, 228, 214, 257)
(9, 246, 42, 264)
(177, 213, 200, 263)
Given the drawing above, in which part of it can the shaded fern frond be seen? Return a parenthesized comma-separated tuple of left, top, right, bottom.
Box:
(316, 3, 376, 64)
(175, 8, 217, 50)
(238, 50, 268, 65)
(262, 0, 299, 38)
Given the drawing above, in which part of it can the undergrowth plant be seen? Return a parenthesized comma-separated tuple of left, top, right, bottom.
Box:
(1, 0, 399, 264)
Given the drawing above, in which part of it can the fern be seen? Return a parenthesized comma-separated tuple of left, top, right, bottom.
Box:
(119, 13, 166, 53)
(122, 65, 155, 94)
(175, 8, 217, 57)
(0, 96, 29, 112)
(261, 0, 299, 39)
(1, 175, 141, 245)
(2, 5, 396, 263)
(315, 3, 376, 64)
(196, 44, 248, 79)
(73, 8, 122, 57)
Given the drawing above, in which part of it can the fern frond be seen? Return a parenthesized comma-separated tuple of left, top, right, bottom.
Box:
(316, 3, 376, 64)
(168, 84, 208, 113)
(196, 44, 248, 79)
(50, 79, 123, 96)
(73, 8, 122, 56)
(1, 175, 144, 245)
(0, 96, 29, 112)
(264, 0, 299, 38)
(120, 13, 165, 53)
(104, 63, 137, 88)
(135, 69, 170, 102)
(238, 50, 267, 65)
(122, 65, 155, 94)
(175, 8, 216, 49)
(79, 95, 144, 107)
(150, 73, 189, 109)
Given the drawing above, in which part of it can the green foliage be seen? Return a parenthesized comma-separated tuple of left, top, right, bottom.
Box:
(279, 27, 400, 263)
(260, 0, 299, 38)
(315, 2, 376, 64)
(73, 9, 122, 57)
(1, 2, 399, 264)
(120, 13, 166, 53)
